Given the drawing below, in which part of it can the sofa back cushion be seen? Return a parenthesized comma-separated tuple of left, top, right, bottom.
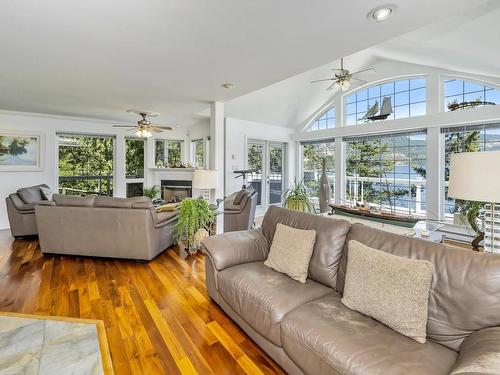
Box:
(52, 194, 96, 207)
(94, 196, 148, 208)
(17, 184, 48, 203)
(337, 223, 500, 351)
(261, 206, 350, 288)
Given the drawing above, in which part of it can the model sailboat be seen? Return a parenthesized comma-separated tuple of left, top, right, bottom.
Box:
(359, 97, 393, 122)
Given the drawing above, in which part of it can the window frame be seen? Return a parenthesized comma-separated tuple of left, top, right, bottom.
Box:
(442, 76, 500, 112)
(343, 76, 427, 126)
(190, 138, 206, 169)
(305, 104, 336, 132)
(154, 139, 184, 168)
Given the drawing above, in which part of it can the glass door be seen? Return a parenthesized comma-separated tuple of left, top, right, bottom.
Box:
(268, 143, 285, 206)
(247, 141, 264, 207)
(247, 140, 286, 210)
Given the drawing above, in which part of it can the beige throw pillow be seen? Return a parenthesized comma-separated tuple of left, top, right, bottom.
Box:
(341, 240, 433, 343)
(264, 223, 316, 283)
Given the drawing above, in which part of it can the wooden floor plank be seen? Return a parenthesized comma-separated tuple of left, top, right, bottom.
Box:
(0, 231, 285, 374)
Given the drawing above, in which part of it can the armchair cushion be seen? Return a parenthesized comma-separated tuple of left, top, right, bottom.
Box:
(233, 190, 247, 205)
(450, 327, 500, 374)
(17, 185, 46, 204)
(201, 228, 269, 271)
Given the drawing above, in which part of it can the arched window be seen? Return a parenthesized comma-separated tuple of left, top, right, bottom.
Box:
(345, 78, 426, 126)
(444, 78, 500, 111)
(306, 106, 335, 131)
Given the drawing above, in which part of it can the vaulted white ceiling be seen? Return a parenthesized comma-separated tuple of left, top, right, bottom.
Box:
(0, 0, 492, 127)
(225, 1, 500, 128)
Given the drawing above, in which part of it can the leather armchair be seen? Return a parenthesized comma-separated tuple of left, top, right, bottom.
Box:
(5, 184, 53, 238)
(223, 189, 257, 232)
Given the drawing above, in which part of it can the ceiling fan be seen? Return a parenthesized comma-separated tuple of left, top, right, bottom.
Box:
(113, 110, 174, 138)
(311, 58, 375, 92)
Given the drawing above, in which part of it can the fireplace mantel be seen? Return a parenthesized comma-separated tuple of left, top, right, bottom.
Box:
(150, 168, 195, 186)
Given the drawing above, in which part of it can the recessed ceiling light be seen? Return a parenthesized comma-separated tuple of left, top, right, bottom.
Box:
(221, 83, 235, 89)
(369, 6, 394, 22)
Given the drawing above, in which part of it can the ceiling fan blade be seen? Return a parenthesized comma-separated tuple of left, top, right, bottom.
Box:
(351, 77, 367, 84)
(326, 82, 338, 91)
(151, 125, 173, 130)
(113, 125, 136, 128)
(311, 78, 334, 84)
(150, 128, 163, 133)
(350, 67, 376, 75)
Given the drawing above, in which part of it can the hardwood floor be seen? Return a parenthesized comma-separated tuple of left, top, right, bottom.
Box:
(0, 230, 285, 375)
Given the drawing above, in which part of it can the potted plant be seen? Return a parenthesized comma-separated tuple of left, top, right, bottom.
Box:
(143, 185, 160, 200)
(175, 197, 215, 255)
(283, 179, 315, 213)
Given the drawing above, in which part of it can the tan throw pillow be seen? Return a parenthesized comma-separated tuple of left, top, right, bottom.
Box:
(341, 240, 433, 343)
(264, 223, 316, 283)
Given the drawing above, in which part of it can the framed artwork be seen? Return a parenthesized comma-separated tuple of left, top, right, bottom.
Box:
(0, 132, 43, 171)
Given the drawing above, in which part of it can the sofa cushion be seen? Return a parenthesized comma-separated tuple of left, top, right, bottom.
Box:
(261, 206, 351, 288)
(217, 261, 332, 346)
(281, 294, 457, 375)
(52, 194, 96, 207)
(341, 240, 433, 343)
(17, 185, 46, 204)
(337, 223, 500, 351)
(94, 196, 148, 208)
(264, 223, 316, 283)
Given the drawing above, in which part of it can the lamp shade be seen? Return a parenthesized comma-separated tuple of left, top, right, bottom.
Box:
(193, 170, 219, 189)
(448, 151, 500, 203)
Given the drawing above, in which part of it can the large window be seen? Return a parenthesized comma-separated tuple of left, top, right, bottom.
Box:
(155, 140, 183, 168)
(344, 131, 427, 216)
(301, 141, 334, 209)
(125, 138, 145, 179)
(191, 139, 205, 169)
(345, 78, 426, 125)
(58, 134, 114, 196)
(307, 107, 335, 131)
(442, 123, 500, 219)
(444, 79, 500, 111)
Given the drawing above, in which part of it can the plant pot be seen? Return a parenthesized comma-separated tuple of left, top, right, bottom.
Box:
(287, 199, 307, 212)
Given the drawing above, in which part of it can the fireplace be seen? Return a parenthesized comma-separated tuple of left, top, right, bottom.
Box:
(161, 179, 192, 203)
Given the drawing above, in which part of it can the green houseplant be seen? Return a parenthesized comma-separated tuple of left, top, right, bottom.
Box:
(283, 179, 315, 213)
(175, 197, 215, 254)
(143, 185, 160, 200)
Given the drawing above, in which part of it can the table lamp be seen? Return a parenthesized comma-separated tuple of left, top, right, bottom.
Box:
(448, 151, 500, 253)
(193, 170, 219, 203)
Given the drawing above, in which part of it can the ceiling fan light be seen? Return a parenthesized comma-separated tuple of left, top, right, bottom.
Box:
(342, 80, 351, 91)
(135, 130, 143, 137)
(144, 130, 152, 138)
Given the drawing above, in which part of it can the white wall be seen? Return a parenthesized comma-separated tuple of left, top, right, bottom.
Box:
(0, 110, 209, 230)
(225, 117, 295, 197)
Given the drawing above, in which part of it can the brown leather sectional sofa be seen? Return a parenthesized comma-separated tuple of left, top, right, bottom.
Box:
(202, 206, 500, 375)
(36, 194, 177, 261)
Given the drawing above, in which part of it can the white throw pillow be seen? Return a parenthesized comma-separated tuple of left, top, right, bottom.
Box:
(264, 223, 316, 283)
(341, 240, 433, 343)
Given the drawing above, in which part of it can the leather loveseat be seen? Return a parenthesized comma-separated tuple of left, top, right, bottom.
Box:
(202, 206, 500, 375)
(36, 194, 178, 261)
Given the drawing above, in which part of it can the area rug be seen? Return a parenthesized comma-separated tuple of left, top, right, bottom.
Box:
(0, 312, 113, 375)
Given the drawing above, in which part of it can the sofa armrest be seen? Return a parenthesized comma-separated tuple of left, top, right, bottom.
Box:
(450, 327, 500, 374)
(8, 193, 29, 210)
(201, 228, 269, 271)
(36, 200, 56, 207)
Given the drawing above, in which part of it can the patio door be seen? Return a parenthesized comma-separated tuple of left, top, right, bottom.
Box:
(247, 140, 286, 211)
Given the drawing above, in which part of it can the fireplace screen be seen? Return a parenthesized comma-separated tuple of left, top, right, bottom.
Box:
(161, 180, 192, 203)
